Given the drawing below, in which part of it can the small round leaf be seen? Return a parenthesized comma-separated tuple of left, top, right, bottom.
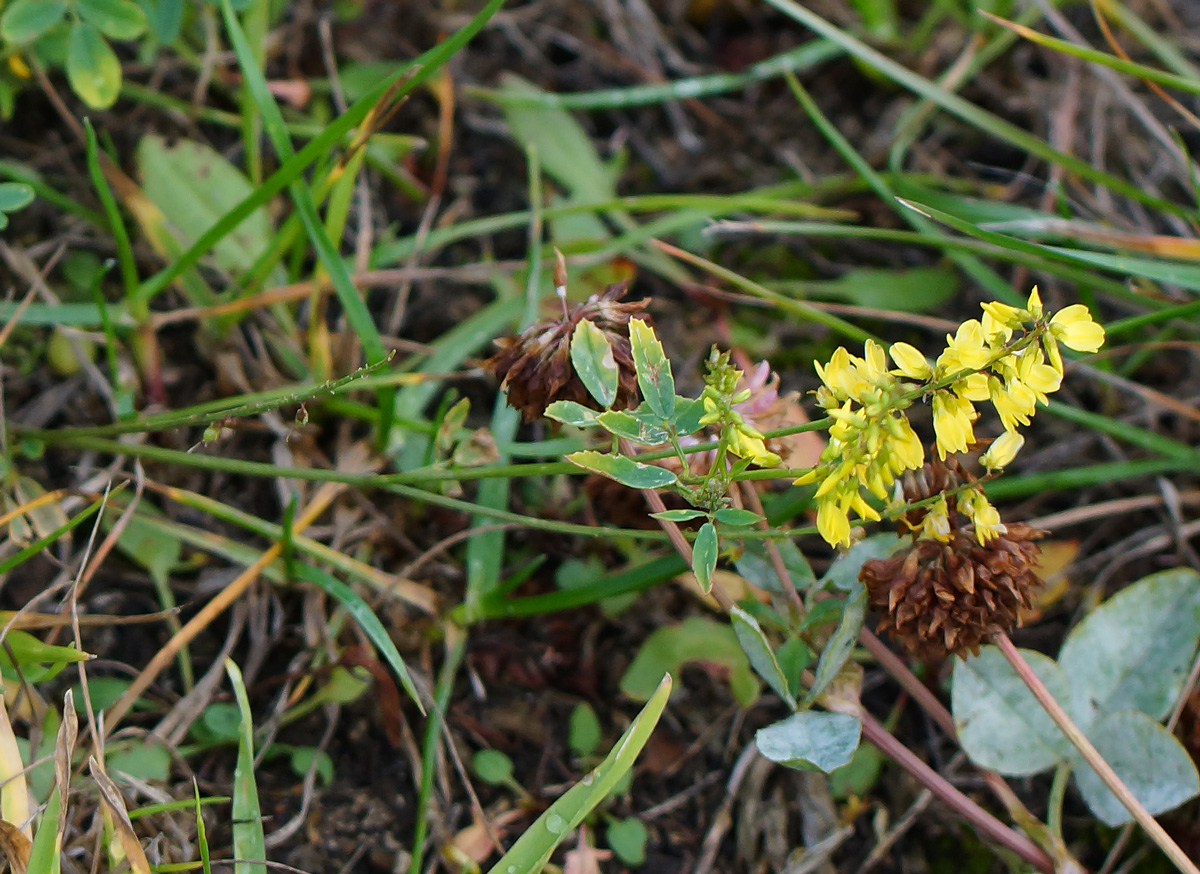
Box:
(77, 0, 147, 40)
(0, 0, 66, 43)
(66, 22, 122, 110)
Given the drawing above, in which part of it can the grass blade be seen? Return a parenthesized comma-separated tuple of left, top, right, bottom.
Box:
(225, 660, 266, 874)
(485, 674, 672, 874)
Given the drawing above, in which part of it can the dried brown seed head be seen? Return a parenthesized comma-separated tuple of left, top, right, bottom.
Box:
(484, 281, 648, 422)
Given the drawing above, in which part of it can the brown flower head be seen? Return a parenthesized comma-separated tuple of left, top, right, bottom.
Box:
(859, 455, 1046, 660)
(484, 281, 648, 422)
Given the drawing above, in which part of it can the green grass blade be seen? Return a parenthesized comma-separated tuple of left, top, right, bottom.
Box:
(290, 563, 424, 713)
(225, 659, 266, 874)
(472, 39, 841, 109)
(763, 0, 1190, 217)
(219, 0, 386, 370)
(135, 0, 505, 306)
(485, 674, 672, 874)
(83, 121, 139, 308)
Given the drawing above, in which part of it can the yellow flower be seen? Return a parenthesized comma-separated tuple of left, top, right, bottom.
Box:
(954, 372, 991, 402)
(815, 347, 867, 400)
(932, 390, 977, 459)
(698, 396, 721, 426)
(936, 320, 992, 374)
(889, 342, 932, 380)
(960, 489, 1007, 543)
(1050, 304, 1105, 353)
(817, 497, 852, 548)
(980, 430, 1024, 471)
(991, 378, 1037, 431)
(1026, 286, 1044, 320)
(729, 423, 780, 468)
(1015, 346, 1061, 399)
(920, 496, 952, 542)
(980, 300, 1026, 331)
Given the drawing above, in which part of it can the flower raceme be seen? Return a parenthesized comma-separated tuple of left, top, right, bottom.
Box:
(796, 289, 1104, 547)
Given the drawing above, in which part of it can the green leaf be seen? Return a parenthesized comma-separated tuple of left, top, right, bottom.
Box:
(77, 0, 147, 39)
(112, 505, 181, 586)
(0, 0, 66, 42)
(734, 539, 816, 593)
(291, 564, 424, 714)
(570, 319, 619, 409)
(818, 533, 902, 591)
(1, 629, 90, 669)
(692, 522, 718, 594)
(0, 182, 34, 213)
(952, 646, 1072, 776)
(486, 675, 671, 874)
(628, 318, 675, 420)
(141, 0, 183, 42)
(1057, 568, 1200, 725)
(225, 660, 266, 874)
(65, 21, 122, 110)
(544, 400, 598, 428)
(620, 617, 758, 707)
(191, 702, 242, 743)
(566, 450, 677, 489)
(776, 266, 957, 314)
(730, 605, 794, 707)
(472, 749, 515, 786)
(107, 738, 170, 781)
(828, 741, 884, 799)
(776, 637, 811, 699)
(595, 410, 670, 445)
(671, 396, 707, 437)
(756, 711, 861, 772)
(1071, 710, 1200, 827)
(137, 135, 278, 279)
(568, 702, 601, 758)
(606, 817, 648, 866)
(498, 74, 619, 204)
(649, 509, 707, 522)
(713, 508, 763, 527)
(286, 747, 333, 786)
(805, 583, 866, 706)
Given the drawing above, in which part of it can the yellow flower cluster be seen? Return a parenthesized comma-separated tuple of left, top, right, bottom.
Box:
(797, 288, 1104, 547)
(699, 389, 781, 468)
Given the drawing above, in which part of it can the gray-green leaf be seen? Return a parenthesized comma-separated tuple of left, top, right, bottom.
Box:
(756, 711, 861, 772)
(570, 319, 619, 409)
(730, 605, 794, 707)
(692, 522, 718, 594)
(1071, 710, 1200, 827)
(628, 318, 675, 420)
(1057, 568, 1200, 726)
(566, 450, 677, 489)
(805, 583, 866, 706)
(952, 646, 1072, 776)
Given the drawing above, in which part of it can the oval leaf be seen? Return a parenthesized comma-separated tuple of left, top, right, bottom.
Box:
(0, 0, 65, 43)
(713, 508, 763, 527)
(628, 318, 675, 420)
(137, 135, 276, 276)
(77, 0, 146, 39)
(566, 450, 677, 489)
(805, 582, 866, 706)
(66, 22, 121, 110)
(1057, 568, 1200, 725)
(1071, 710, 1200, 827)
(544, 400, 598, 428)
(952, 646, 1072, 776)
(730, 605, 794, 707)
(756, 711, 862, 773)
(0, 182, 35, 213)
(570, 319, 618, 409)
(649, 509, 707, 522)
(692, 522, 718, 594)
(595, 410, 669, 445)
(619, 617, 758, 707)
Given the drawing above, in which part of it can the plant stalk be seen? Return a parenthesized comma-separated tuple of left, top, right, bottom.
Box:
(994, 632, 1199, 874)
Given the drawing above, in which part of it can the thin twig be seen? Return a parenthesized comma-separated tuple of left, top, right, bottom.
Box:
(994, 633, 1200, 874)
